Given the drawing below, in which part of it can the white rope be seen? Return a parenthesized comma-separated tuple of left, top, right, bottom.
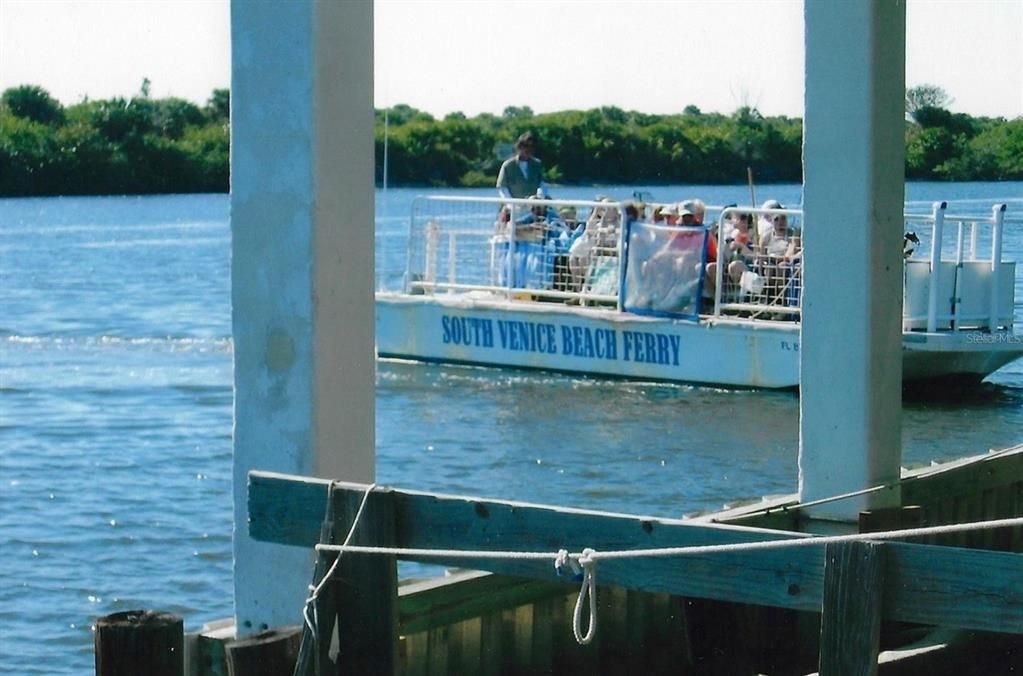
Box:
(584, 515, 1023, 559)
(572, 548, 597, 645)
(303, 483, 1022, 646)
(313, 514, 1023, 645)
(301, 482, 378, 640)
(314, 515, 1023, 561)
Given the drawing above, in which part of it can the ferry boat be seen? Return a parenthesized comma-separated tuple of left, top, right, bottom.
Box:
(375, 196, 1023, 389)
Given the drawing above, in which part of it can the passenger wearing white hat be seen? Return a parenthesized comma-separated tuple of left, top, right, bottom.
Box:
(757, 199, 784, 239)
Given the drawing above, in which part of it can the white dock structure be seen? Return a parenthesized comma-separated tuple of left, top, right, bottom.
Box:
(230, 0, 913, 637)
(230, 0, 375, 635)
(799, 0, 906, 521)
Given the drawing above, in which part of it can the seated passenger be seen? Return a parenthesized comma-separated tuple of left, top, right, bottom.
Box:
(659, 203, 679, 225)
(631, 201, 709, 314)
(496, 194, 563, 291)
(708, 208, 757, 298)
(760, 210, 800, 262)
(512, 193, 550, 240)
(757, 199, 789, 240)
(723, 208, 754, 253)
(557, 206, 580, 233)
(643, 200, 715, 280)
(756, 209, 802, 310)
(568, 198, 620, 291)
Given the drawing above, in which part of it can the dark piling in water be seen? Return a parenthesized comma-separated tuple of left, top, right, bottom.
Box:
(224, 626, 303, 676)
(95, 609, 184, 676)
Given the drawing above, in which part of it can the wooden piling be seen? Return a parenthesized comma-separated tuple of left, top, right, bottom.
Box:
(95, 610, 183, 676)
(223, 626, 301, 676)
(819, 540, 886, 676)
(334, 488, 399, 673)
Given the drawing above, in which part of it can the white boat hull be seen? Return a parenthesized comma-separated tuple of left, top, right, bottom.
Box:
(376, 293, 1023, 388)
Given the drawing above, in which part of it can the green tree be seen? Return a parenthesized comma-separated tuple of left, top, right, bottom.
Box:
(153, 98, 204, 139)
(205, 88, 230, 124)
(502, 105, 534, 119)
(0, 110, 58, 194)
(906, 84, 953, 116)
(2, 85, 65, 125)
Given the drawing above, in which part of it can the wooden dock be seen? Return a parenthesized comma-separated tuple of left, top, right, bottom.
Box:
(205, 445, 1023, 675)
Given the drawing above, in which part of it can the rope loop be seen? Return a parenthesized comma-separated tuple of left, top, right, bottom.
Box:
(572, 548, 598, 645)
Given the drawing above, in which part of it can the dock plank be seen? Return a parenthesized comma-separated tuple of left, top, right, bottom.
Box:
(249, 472, 1023, 634)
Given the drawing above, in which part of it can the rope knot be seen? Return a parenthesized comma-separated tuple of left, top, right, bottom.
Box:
(555, 548, 584, 581)
(578, 547, 596, 568)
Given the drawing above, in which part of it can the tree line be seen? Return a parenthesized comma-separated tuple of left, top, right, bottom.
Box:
(1, 83, 228, 196)
(1, 84, 1020, 197)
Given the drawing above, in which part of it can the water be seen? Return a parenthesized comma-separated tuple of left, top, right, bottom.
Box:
(2, 185, 1022, 674)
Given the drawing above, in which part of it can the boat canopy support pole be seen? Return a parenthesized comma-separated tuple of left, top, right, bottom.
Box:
(230, 0, 375, 635)
(799, 0, 906, 521)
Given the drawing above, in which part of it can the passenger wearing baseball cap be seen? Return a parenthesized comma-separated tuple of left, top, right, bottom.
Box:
(678, 199, 706, 226)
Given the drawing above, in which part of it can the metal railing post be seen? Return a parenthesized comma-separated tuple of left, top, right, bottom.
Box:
(713, 208, 729, 318)
(953, 221, 965, 331)
(989, 203, 1006, 331)
(617, 206, 627, 312)
(507, 209, 516, 299)
(447, 232, 457, 294)
(926, 201, 947, 333)
(425, 219, 439, 293)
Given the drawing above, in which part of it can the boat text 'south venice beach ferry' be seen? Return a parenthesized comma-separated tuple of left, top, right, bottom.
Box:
(375, 196, 1023, 389)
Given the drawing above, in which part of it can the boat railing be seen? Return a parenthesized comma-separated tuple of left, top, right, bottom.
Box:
(385, 195, 1015, 333)
(903, 202, 1015, 332)
(400, 195, 627, 305)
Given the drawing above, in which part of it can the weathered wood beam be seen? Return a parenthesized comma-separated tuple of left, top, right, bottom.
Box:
(818, 541, 886, 676)
(398, 572, 574, 636)
(334, 487, 398, 673)
(248, 472, 1023, 634)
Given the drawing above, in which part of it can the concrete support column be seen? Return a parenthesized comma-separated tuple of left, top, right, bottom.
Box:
(230, 0, 374, 633)
(799, 0, 905, 520)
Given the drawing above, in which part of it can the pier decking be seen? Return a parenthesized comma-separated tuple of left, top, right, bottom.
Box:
(187, 445, 1023, 675)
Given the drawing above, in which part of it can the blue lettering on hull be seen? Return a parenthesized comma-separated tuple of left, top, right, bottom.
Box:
(440, 314, 678, 366)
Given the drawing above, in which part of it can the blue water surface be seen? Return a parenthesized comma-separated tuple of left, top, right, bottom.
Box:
(1, 185, 1021, 674)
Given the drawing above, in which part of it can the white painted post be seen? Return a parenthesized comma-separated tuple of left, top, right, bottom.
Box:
(926, 202, 947, 333)
(953, 220, 965, 330)
(990, 204, 1006, 330)
(800, 0, 906, 521)
(231, 0, 375, 635)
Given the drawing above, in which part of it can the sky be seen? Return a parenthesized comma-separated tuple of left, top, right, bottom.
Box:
(1, 0, 1020, 119)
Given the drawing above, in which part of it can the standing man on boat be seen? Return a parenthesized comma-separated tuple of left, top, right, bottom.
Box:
(497, 131, 546, 199)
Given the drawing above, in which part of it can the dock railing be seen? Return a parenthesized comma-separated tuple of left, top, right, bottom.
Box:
(248, 470, 1022, 675)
